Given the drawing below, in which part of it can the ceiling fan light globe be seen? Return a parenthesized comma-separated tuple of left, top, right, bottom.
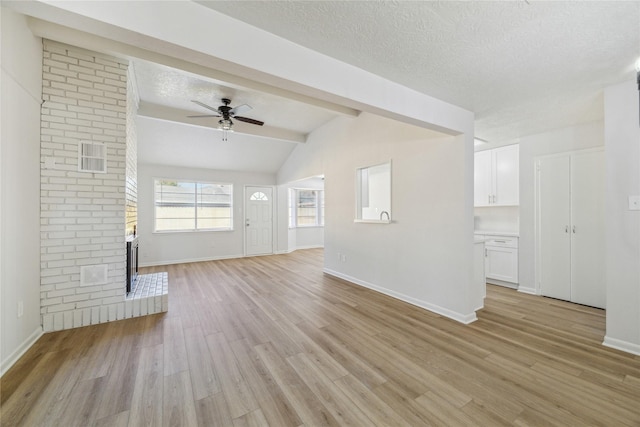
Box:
(218, 118, 233, 131)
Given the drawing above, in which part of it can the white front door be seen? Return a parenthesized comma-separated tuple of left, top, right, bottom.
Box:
(245, 186, 273, 256)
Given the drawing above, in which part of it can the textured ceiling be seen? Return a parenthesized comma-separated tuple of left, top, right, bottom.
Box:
(133, 59, 341, 171)
(199, 0, 640, 143)
(133, 59, 340, 135)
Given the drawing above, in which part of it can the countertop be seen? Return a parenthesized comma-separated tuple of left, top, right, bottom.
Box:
(474, 230, 519, 238)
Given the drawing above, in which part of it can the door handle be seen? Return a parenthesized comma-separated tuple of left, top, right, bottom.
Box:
(565, 225, 569, 233)
(572, 226, 576, 234)
(492, 195, 496, 203)
(488, 195, 491, 204)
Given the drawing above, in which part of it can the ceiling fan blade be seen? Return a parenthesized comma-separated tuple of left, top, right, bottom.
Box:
(191, 100, 220, 113)
(234, 116, 264, 126)
(187, 114, 220, 118)
(229, 104, 252, 116)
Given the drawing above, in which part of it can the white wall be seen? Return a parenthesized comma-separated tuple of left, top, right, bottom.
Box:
(295, 227, 324, 249)
(603, 80, 640, 355)
(0, 8, 43, 374)
(474, 206, 519, 232)
(278, 112, 478, 323)
(518, 121, 604, 293)
(276, 185, 290, 254)
(138, 163, 276, 266)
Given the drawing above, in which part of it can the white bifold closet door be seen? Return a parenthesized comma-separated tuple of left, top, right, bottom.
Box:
(537, 149, 605, 309)
(539, 155, 572, 302)
(570, 150, 605, 308)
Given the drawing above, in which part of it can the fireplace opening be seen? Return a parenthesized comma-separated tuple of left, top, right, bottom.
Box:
(126, 236, 139, 294)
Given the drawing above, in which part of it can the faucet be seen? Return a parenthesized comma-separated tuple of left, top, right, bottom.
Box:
(380, 211, 390, 221)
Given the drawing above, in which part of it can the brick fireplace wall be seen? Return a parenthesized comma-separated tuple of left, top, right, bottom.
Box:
(40, 40, 128, 331)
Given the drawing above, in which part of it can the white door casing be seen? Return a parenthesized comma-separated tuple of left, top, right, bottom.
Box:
(245, 186, 273, 256)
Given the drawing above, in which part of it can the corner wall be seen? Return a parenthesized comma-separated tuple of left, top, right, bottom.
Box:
(603, 80, 640, 354)
(39, 41, 128, 331)
(0, 7, 44, 375)
(278, 113, 478, 322)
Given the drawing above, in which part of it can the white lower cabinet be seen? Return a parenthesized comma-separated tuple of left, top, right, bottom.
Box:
(482, 235, 519, 288)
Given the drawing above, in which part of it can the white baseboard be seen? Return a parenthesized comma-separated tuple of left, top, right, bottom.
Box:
(517, 286, 537, 295)
(275, 249, 294, 255)
(1, 326, 43, 377)
(323, 268, 477, 324)
(486, 278, 518, 289)
(295, 245, 324, 250)
(602, 336, 640, 356)
(141, 246, 325, 267)
(275, 246, 324, 255)
(139, 253, 245, 268)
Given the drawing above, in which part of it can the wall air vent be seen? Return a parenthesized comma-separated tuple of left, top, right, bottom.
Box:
(78, 141, 107, 173)
(80, 264, 108, 287)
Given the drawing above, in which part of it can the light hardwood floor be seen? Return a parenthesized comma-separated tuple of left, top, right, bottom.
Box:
(1, 248, 639, 426)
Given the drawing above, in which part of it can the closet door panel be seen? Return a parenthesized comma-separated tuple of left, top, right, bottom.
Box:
(539, 156, 572, 301)
(570, 150, 605, 309)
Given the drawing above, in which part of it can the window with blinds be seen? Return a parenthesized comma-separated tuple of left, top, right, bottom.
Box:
(154, 179, 233, 232)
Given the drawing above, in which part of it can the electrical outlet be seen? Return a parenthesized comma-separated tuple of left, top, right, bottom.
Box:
(17, 301, 24, 318)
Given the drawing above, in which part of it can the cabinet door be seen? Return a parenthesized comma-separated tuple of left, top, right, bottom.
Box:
(538, 155, 571, 301)
(570, 150, 605, 309)
(494, 144, 519, 205)
(474, 150, 493, 206)
(485, 246, 518, 283)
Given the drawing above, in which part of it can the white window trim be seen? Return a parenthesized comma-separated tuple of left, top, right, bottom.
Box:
(153, 177, 234, 233)
(289, 188, 324, 229)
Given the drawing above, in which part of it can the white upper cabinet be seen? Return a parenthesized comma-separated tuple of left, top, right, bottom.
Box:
(474, 150, 493, 206)
(474, 144, 519, 207)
